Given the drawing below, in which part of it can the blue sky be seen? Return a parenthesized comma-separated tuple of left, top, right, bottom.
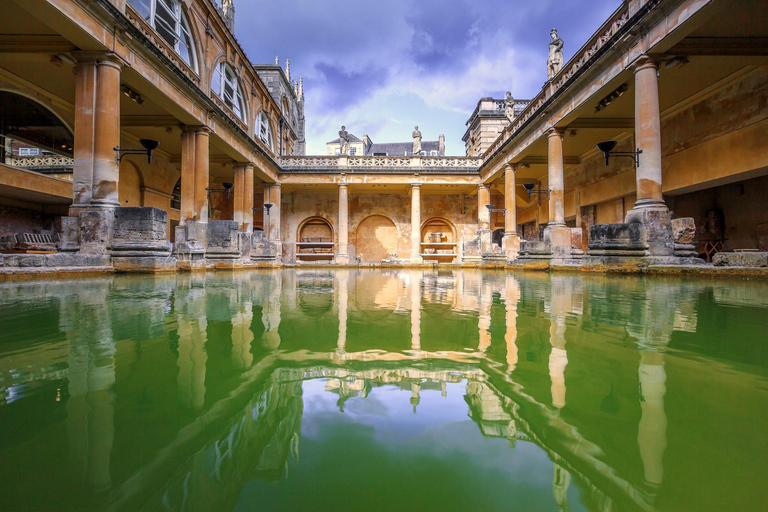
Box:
(234, 0, 621, 155)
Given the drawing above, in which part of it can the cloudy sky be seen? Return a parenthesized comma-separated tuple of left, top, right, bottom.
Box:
(234, 0, 620, 156)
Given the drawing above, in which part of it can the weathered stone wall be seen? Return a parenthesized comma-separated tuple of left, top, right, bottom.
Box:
(669, 174, 768, 251)
(281, 192, 479, 263)
(0, 205, 58, 239)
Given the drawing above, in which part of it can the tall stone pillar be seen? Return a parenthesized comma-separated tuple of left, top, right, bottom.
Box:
(233, 164, 254, 232)
(193, 127, 210, 223)
(268, 184, 282, 261)
(625, 56, 674, 256)
(179, 128, 197, 224)
(243, 164, 254, 232)
(72, 57, 97, 209)
(336, 183, 350, 264)
(175, 127, 209, 267)
(90, 56, 123, 208)
(233, 164, 245, 228)
(545, 127, 570, 254)
(502, 164, 521, 258)
(478, 184, 491, 230)
(632, 56, 664, 210)
(410, 184, 423, 264)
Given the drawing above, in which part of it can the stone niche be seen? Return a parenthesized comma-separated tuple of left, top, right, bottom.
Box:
(111, 207, 175, 272)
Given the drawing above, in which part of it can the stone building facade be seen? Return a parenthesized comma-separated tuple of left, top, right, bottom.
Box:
(0, 0, 766, 274)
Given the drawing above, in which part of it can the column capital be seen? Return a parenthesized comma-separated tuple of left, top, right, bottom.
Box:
(271, 182, 282, 190)
(71, 51, 127, 68)
(478, 183, 489, 191)
(338, 182, 349, 190)
(410, 183, 422, 189)
(503, 162, 518, 173)
(633, 55, 660, 74)
(547, 127, 566, 139)
(194, 126, 211, 136)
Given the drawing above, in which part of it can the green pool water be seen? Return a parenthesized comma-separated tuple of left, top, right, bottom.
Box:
(1, 270, 767, 512)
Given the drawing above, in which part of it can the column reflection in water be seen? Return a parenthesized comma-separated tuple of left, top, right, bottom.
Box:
(504, 274, 521, 369)
(552, 463, 572, 512)
(410, 270, 421, 352)
(335, 270, 349, 353)
(478, 274, 492, 353)
(176, 273, 208, 411)
(62, 282, 116, 492)
(547, 276, 570, 409)
(627, 283, 679, 489)
(262, 271, 283, 350)
(231, 274, 254, 370)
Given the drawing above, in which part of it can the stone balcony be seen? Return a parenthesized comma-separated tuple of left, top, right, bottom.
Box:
(279, 155, 482, 174)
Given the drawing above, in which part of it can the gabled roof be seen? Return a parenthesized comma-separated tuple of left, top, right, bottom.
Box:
(327, 133, 363, 144)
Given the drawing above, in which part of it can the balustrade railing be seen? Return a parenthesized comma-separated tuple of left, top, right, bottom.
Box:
(6, 155, 74, 170)
(482, 3, 631, 161)
(280, 155, 481, 173)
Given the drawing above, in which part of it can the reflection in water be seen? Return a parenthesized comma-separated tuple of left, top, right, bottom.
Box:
(0, 271, 767, 511)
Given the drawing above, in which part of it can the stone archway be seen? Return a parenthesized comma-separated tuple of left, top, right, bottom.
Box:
(355, 215, 398, 262)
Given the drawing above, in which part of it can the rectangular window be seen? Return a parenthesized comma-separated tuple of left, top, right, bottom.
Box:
(349, 148, 357, 156)
(430, 150, 438, 156)
(18, 148, 40, 156)
(373, 152, 387, 156)
(335, 148, 341, 156)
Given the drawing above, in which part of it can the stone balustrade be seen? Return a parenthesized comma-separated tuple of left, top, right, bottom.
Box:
(279, 155, 482, 174)
(7, 155, 74, 171)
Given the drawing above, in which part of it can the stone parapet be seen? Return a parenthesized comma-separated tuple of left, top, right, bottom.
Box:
(587, 223, 648, 255)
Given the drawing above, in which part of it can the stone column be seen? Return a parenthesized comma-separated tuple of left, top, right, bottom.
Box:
(478, 184, 491, 230)
(268, 183, 282, 261)
(633, 56, 664, 209)
(243, 164, 254, 233)
(193, 127, 210, 223)
(502, 164, 521, 258)
(625, 56, 674, 256)
(233, 164, 254, 232)
(410, 184, 423, 264)
(179, 128, 197, 224)
(545, 127, 570, 253)
(72, 56, 97, 210)
(336, 183, 350, 264)
(90, 55, 123, 208)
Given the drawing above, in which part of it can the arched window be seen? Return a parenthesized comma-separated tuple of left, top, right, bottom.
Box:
(212, 62, 245, 120)
(128, 0, 197, 71)
(256, 111, 274, 151)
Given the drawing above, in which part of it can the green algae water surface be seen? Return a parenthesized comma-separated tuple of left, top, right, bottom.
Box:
(1, 270, 767, 512)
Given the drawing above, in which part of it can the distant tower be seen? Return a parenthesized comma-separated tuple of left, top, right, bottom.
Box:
(221, 0, 235, 33)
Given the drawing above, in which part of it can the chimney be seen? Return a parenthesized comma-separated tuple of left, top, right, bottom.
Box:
(439, 134, 445, 155)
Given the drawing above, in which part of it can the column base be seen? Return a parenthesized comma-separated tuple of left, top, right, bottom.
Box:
(77, 207, 116, 255)
(175, 221, 207, 270)
(625, 204, 674, 257)
(502, 233, 521, 261)
(335, 253, 350, 265)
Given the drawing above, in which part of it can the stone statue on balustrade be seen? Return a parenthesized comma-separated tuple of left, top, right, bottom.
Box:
(412, 126, 422, 155)
(338, 126, 350, 155)
(505, 92, 515, 120)
(548, 28, 564, 80)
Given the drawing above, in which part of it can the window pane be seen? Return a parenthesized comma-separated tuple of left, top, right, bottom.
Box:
(128, 0, 151, 19)
(212, 65, 222, 95)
